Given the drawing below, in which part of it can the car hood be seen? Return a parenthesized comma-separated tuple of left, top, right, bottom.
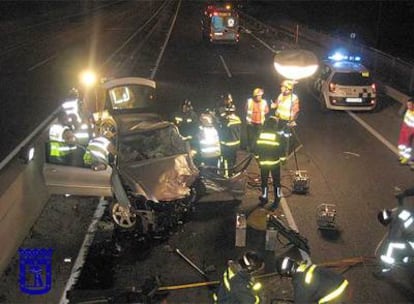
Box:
(115, 114, 199, 202)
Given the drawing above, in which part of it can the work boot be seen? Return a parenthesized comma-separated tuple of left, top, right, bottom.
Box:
(268, 187, 281, 211)
(400, 157, 409, 165)
(258, 187, 268, 206)
(269, 199, 279, 211)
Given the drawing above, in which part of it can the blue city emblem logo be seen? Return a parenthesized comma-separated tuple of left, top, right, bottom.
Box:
(18, 248, 53, 295)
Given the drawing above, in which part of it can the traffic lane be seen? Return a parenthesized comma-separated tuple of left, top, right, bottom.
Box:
(155, 1, 282, 119)
(286, 86, 414, 303)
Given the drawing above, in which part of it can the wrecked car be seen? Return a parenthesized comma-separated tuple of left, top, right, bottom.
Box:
(43, 77, 199, 237)
(43, 76, 248, 238)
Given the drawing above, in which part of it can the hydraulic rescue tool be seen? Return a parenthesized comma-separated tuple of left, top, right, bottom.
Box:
(267, 214, 310, 254)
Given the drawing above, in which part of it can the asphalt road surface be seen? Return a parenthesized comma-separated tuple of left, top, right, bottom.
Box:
(1, 1, 414, 303)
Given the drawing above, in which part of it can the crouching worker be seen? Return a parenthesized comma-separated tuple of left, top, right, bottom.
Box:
(278, 257, 350, 304)
(83, 136, 116, 170)
(213, 251, 264, 303)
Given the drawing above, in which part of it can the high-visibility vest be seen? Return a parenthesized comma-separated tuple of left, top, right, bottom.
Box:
(275, 93, 299, 121)
(83, 137, 112, 165)
(199, 126, 221, 158)
(48, 124, 77, 158)
(246, 98, 267, 125)
(49, 124, 70, 142)
(404, 110, 414, 127)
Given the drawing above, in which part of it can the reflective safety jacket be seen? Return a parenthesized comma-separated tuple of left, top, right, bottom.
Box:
(62, 99, 82, 124)
(220, 114, 241, 148)
(173, 110, 198, 140)
(256, 128, 283, 166)
(380, 207, 414, 267)
(274, 93, 299, 121)
(292, 263, 349, 304)
(48, 123, 77, 158)
(404, 110, 414, 128)
(246, 98, 268, 125)
(83, 136, 112, 166)
(214, 261, 262, 304)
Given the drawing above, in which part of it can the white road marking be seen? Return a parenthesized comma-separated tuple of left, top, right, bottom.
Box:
(347, 111, 399, 156)
(219, 55, 232, 78)
(59, 198, 108, 304)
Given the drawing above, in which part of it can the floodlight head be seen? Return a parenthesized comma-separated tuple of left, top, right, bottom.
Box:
(274, 49, 319, 80)
(79, 70, 97, 88)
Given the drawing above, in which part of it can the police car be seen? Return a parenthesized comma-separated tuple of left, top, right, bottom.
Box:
(313, 53, 377, 111)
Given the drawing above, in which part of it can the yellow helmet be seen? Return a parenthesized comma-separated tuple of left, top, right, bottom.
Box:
(281, 80, 293, 90)
(253, 88, 264, 97)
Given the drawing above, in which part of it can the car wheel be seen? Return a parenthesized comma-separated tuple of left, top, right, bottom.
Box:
(111, 202, 137, 229)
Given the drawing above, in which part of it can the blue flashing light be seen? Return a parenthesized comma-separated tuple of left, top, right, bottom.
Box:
(328, 52, 347, 61)
(328, 52, 361, 62)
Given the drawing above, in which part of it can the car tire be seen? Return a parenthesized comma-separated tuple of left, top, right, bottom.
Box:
(110, 201, 137, 229)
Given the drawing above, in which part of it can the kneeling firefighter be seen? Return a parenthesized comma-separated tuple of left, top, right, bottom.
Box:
(376, 187, 414, 275)
(213, 251, 264, 304)
(83, 136, 116, 170)
(256, 117, 285, 211)
(279, 257, 350, 303)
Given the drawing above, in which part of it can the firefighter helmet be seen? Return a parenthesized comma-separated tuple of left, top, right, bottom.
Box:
(222, 93, 233, 103)
(278, 257, 300, 276)
(377, 209, 392, 226)
(68, 87, 80, 99)
(253, 88, 264, 97)
(182, 99, 193, 112)
(281, 80, 294, 90)
(239, 251, 264, 273)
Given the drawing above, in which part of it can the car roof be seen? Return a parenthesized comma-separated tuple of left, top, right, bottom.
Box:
(323, 60, 369, 73)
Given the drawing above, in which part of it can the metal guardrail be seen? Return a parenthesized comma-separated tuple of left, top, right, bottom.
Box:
(0, 106, 61, 171)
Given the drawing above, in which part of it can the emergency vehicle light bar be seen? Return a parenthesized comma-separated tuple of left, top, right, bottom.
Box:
(328, 52, 361, 62)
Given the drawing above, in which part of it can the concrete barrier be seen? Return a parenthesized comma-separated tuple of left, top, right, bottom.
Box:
(0, 133, 51, 275)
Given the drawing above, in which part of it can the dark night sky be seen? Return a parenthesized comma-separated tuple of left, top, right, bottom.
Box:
(0, 1, 413, 61)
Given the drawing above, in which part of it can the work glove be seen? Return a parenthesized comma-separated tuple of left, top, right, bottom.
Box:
(287, 121, 296, 128)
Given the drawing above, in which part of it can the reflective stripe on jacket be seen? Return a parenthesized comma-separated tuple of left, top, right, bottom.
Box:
(256, 130, 282, 166)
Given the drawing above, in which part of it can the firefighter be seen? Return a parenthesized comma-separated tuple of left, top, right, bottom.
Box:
(213, 251, 264, 304)
(376, 188, 414, 276)
(398, 97, 414, 169)
(271, 80, 300, 156)
(47, 111, 81, 166)
(245, 88, 269, 154)
(197, 108, 221, 166)
(256, 117, 285, 211)
(83, 136, 116, 171)
(217, 93, 241, 177)
(62, 88, 95, 146)
(173, 99, 198, 144)
(278, 257, 350, 304)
